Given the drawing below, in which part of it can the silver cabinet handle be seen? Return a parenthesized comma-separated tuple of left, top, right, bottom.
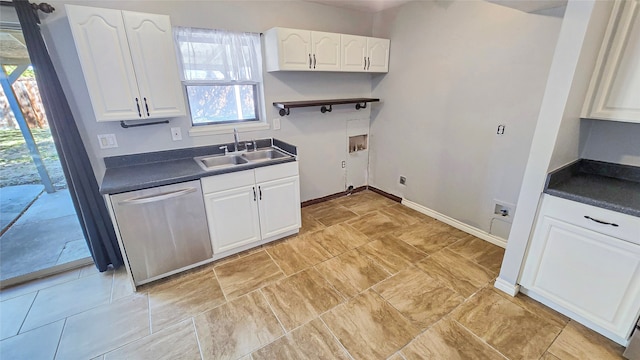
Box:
(309, 54, 312, 69)
(135, 98, 142, 117)
(119, 188, 197, 205)
(367, 57, 371, 70)
(584, 216, 619, 227)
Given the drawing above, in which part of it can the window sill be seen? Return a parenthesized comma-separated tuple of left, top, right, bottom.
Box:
(188, 122, 270, 137)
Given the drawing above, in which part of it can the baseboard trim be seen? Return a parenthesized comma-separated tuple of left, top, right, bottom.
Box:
(301, 186, 367, 207)
(494, 277, 520, 296)
(367, 186, 402, 203)
(401, 199, 508, 249)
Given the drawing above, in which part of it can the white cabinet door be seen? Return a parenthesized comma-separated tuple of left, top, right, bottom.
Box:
(122, 11, 185, 119)
(521, 212, 640, 342)
(582, 0, 640, 123)
(312, 31, 341, 71)
(276, 28, 312, 71)
(204, 185, 261, 253)
(257, 176, 301, 240)
(341, 35, 367, 72)
(66, 5, 141, 121)
(367, 37, 390, 73)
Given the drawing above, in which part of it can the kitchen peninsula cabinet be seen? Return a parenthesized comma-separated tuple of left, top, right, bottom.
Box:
(201, 162, 301, 253)
(582, 0, 640, 123)
(520, 195, 640, 345)
(66, 5, 185, 122)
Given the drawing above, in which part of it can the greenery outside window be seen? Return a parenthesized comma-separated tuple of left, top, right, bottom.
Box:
(174, 27, 265, 131)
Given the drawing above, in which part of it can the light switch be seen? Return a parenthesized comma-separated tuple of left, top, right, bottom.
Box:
(97, 134, 118, 149)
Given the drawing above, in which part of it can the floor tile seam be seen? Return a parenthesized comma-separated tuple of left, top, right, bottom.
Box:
(443, 241, 502, 276)
(211, 265, 230, 303)
(191, 316, 204, 360)
(309, 264, 350, 303)
(108, 270, 116, 304)
(261, 248, 289, 284)
(411, 257, 478, 299)
(539, 320, 570, 359)
(318, 315, 356, 360)
(481, 283, 568, 330)
(258, 288, 288, 335)
(19, 295, 112, 335)
(147, 292, 153, 334)
(14, 288, 38, 336)
(52, 318, 67, 360)
(450, 317, 511, 360)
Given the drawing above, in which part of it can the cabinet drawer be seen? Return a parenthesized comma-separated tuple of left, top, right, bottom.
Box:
(543, 195, 640, 244)
(201, 169, 254, 194)
(255, 162, 299, 183)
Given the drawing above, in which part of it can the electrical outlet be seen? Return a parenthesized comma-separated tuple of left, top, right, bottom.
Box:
(341, 160, 346, 168)
(171, 127, 182, 141)
(493, 200, 515, 218)
(399, 176, 406, 185)
(97, 134, 118, 149)
(496, 124, 506, 135)
(273, 118, 281, 130)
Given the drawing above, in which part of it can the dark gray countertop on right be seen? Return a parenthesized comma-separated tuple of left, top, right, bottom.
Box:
(544, 159, 640, 217)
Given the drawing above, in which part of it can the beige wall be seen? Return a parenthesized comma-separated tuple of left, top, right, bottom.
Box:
(41, 0, 375, 201)
(369, 0, 562, 236)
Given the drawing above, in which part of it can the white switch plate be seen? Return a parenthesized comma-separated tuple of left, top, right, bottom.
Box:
(97, 134, 118, 149)
(171, 127, 182, 141)
(273, 118, 281, 130)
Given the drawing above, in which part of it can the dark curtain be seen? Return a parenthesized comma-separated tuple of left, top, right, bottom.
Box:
(14, 0, 123, 271)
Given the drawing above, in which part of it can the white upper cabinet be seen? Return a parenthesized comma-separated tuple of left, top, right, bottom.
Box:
(66, 5, 185, 122)
(311, 31, 341, 71)
(367, 37, 390, 73)
(121, 11, 185, 119)
(265, 27, 389, 73)
(265, 28, 339, 71)
(582, 0, 640, 123)
(341, 35, 368, 71)
(340, 35, 390, 73)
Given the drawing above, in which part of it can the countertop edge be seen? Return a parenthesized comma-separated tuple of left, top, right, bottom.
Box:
(544, 189, 640, 218)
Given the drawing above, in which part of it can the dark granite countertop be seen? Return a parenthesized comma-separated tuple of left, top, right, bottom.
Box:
(100, 138, 297, 195)
(544, 159, 640, 217)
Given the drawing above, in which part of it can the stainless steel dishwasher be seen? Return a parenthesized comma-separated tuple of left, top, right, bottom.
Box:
(111, 180, 212, 285)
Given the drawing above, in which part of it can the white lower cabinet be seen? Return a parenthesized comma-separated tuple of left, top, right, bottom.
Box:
(520, 195, 640, 345)
(202, 162, 301, 254)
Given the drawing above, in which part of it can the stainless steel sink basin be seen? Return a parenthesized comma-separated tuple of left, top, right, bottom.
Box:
(242, 149, 289, 162)
(194, 148, 292, 171)
(194, 154, 248, 171)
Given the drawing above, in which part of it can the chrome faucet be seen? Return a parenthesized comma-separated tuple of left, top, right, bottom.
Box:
(233, 128, 240, 152)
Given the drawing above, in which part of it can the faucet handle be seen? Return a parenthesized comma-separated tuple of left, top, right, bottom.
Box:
(219, 145, 228, 155)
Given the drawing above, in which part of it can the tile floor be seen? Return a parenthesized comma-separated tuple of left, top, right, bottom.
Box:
(0, 190, 627, 359)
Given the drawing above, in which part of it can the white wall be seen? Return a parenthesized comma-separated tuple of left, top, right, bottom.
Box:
(369, 0, 562, 236)
(581, 120, 640, 167)
(40, 0, 375, 201)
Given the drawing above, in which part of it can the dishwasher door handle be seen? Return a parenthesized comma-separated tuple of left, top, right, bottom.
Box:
(118, 187, 197, 205)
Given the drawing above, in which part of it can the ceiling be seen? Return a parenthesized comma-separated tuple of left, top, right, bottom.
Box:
(306, 0, 567, 13)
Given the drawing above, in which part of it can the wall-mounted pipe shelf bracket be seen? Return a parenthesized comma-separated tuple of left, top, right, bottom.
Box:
(273, 98, 380, 116)
(321, 105, 332, 113)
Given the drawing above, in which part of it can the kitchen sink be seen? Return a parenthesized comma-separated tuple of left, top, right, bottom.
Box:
(242, 149, 289, 162)
(194, 148, 293, 171)
(194, 154, 248, 171)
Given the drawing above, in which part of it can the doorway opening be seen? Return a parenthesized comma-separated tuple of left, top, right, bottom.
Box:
(0, 19, 92, 286)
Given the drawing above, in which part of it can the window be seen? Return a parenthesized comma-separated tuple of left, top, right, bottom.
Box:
(174, 27, 263, 127)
